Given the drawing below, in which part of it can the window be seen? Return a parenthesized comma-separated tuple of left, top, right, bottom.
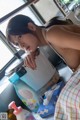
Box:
(0, 0, 24, 18)
(0, 37, 13, 70)
(0, 0, 42, 79)
(0, 7, 41, 35)
(33, 0, 60, 22)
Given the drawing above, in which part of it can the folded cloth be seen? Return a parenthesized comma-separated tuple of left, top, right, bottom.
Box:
(54, 67, 80, 120)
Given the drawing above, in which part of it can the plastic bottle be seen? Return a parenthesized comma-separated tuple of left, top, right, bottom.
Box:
(8, 101, 36, 120)
(9, 73, 39, 112)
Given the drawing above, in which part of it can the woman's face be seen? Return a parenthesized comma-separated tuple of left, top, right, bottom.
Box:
(10, 33, 39, 52)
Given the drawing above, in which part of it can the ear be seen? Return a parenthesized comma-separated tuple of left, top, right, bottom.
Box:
(27, 22, 36, 31)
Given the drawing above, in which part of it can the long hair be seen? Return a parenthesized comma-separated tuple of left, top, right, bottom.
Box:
(45, 16, 73, 28)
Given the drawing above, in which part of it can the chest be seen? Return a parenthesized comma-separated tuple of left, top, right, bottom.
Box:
(51, 45, 80, 68)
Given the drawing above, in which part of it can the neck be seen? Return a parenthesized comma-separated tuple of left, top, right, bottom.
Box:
(36, 27, 48, 46)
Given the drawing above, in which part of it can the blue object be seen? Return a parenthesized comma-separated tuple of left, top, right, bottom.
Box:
(37, 80, 65, 118)
(50, 80, 65, 105)
(37, 103, 55, 118)
(9, 72, 39, 112)
(9, 73, 20, 84)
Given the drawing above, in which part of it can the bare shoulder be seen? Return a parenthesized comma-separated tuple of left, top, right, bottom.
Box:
(46, 25, 64, 45)
(46, 24, 80, 49)
(47, 25, 60, 35)
(46, 24, 80, 37)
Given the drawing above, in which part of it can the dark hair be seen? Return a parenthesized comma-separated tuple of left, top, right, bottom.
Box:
(6, 14, 35, 46)
(45, 16, 73, 28)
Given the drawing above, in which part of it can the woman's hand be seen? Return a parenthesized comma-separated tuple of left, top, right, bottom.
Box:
(24, 48, 40, 69)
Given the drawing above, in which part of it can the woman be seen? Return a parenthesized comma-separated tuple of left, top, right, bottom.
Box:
(6, 14, 80, 119)
(6, 14, 80, 71)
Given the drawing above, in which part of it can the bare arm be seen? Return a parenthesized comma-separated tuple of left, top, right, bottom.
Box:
(47, 25, 80, 50)
(24, 48, 39, 69)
